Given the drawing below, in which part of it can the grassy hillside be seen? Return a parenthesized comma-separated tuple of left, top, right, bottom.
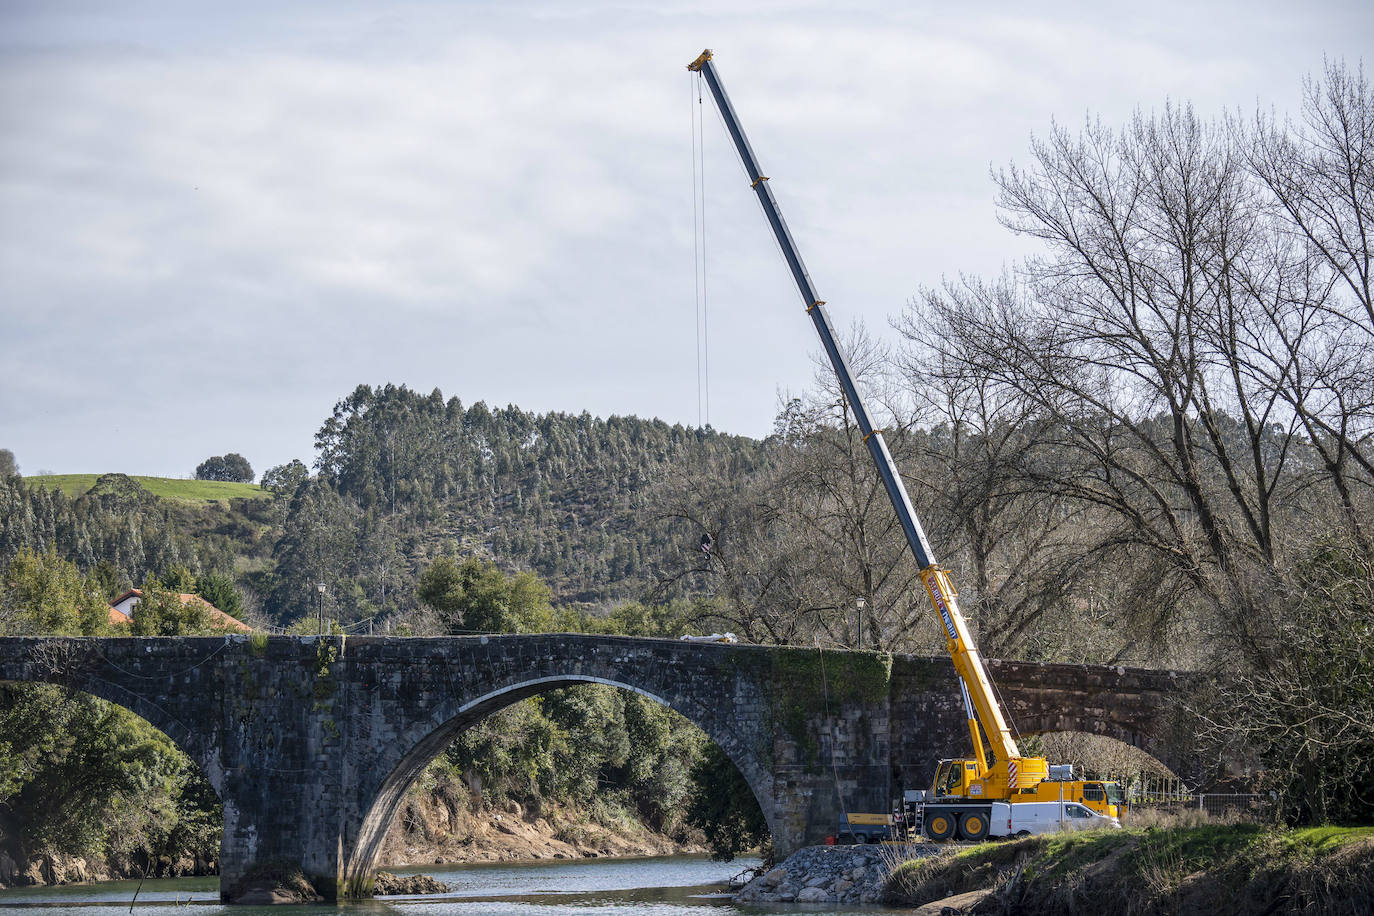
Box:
(28, 474, 271, 504)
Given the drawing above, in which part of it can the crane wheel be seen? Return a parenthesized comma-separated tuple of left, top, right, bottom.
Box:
(959, 812, 989, 841)
(924, 813, 956, 841)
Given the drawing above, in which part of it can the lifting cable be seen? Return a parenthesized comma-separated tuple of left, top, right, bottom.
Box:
(814, 638, 853, 830)
(690, 71, 710, 428)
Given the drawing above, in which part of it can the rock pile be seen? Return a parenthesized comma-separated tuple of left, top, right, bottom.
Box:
(373, 871, 450, 896)
(735, 844, 932, 906)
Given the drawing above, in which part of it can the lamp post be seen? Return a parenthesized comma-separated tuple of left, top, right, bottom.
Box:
(316, 582, 326, 635)
(855, 596, 866, 649)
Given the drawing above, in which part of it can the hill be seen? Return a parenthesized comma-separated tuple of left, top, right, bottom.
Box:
(2, 390, 774, 627)
(27, 474, 270, 505)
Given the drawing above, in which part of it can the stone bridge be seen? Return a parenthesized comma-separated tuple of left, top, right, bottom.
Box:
(0, 635, 1192, 901)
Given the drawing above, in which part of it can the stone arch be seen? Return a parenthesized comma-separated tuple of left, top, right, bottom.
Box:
(0, 671, 224, 794)
(0, 669, 227, 883)
(342, 673, 775, 896)
(1018, 728, 1180, 780)
(1012, 712, 1185, 778)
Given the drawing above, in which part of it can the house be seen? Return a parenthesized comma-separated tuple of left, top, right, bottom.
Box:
(109, 588, 252, 633)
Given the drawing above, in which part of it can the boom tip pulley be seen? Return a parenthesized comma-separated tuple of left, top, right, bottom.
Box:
(687, 49, 713, 71)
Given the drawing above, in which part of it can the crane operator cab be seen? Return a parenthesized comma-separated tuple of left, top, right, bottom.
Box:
(934, 759, 983, 799)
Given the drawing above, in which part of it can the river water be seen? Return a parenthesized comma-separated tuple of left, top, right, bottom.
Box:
(0, 854, 900, 915)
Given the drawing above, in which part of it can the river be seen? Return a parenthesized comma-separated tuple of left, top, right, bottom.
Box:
(0, 854, 898, 915)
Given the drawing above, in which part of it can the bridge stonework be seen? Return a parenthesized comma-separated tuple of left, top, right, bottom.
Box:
(0, 635, 1188, 902)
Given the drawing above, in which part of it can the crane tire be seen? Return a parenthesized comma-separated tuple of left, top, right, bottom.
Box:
(959, 812, 990, 841)
(924, 812, 957, 841)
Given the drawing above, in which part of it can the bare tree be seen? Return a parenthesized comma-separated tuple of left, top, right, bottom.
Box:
(652, 325, 942, 652)
(1242, 60, 1374, 548)
(896, 293, 1141, 662)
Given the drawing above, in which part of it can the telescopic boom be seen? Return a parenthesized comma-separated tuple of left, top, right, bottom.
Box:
(687, 49, 1041, 791)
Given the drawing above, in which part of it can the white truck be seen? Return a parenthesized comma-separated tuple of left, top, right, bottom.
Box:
(903, 792, 1121, 840)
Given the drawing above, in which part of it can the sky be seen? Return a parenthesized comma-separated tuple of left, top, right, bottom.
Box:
(2, 1, 1371, 478)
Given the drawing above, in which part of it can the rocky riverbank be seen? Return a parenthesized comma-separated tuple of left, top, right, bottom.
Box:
(0, 800, 696, 891)
(734, 844, 934, 906)
(0, 849, 214, 889)
(377, 792, 703, 867)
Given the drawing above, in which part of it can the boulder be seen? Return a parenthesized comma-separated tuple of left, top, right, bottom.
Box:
(225, 864, 323, 905)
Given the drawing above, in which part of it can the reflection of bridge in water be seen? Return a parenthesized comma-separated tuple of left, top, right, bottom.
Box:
(0, 634, 1191, 901)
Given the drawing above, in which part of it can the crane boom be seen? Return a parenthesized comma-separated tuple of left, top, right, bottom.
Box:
(687, 49, 1036, 789)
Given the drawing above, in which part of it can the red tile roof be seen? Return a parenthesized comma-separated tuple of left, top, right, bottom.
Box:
(109, 588, 252, 633)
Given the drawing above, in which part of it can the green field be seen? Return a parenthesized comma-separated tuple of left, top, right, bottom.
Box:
(28, 474, 271, 504)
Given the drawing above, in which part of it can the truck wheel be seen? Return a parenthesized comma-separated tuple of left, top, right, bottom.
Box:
(959, 812, 990, 841)
(924, 812, 956, 841)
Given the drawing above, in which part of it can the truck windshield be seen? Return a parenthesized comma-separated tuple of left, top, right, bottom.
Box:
(1106, 783, 1124, 804)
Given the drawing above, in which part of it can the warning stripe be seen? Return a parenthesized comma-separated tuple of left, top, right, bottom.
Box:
(1009, 761, 1019, 789)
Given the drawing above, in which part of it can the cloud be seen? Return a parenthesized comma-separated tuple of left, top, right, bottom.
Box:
(0, 0, 1368, 475)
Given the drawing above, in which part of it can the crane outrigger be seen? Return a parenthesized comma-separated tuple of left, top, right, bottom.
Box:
(686, 49, 1122, 840)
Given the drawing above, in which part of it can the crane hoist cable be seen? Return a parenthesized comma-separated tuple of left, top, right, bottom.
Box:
(690, 70, 710, 428)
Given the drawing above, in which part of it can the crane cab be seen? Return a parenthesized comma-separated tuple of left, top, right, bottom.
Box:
(933, 758, 989, 799)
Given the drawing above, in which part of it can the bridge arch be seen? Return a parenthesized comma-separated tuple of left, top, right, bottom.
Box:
(0, 674, 226, 884)
(343, 671, 776, 896)
(1010, 712, 1185, 776)
(0, 640, 226, 792)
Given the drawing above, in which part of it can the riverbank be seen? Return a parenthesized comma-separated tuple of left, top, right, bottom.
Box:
(377, 787, 704, 867)
(0, 795, 700, 890)
(0, 849, 214, 889)
(882, 825, 1374, 915)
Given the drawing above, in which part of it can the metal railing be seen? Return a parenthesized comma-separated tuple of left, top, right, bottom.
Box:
(1130, 791, 1269, 818)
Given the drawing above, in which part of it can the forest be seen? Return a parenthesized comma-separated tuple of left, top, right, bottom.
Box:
(0, 61, 1371, 881)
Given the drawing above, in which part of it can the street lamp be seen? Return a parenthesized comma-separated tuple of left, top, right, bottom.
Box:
(855, 596, 866, 649)
(316, 582, 326, 635)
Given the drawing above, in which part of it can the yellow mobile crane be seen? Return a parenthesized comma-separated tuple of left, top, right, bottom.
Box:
(686, 49, 1123, 841)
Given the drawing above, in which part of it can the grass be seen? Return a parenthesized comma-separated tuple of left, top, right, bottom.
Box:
(883, 824, 1374, 915)
(27, 474, 271, 504)
(1285, 825, 1374, 853)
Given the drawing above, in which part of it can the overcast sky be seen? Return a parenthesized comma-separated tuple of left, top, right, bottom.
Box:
(2, 1, 1370, 478)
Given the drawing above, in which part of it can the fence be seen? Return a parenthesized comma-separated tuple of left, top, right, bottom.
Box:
(1086, 773, 1271, 821)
